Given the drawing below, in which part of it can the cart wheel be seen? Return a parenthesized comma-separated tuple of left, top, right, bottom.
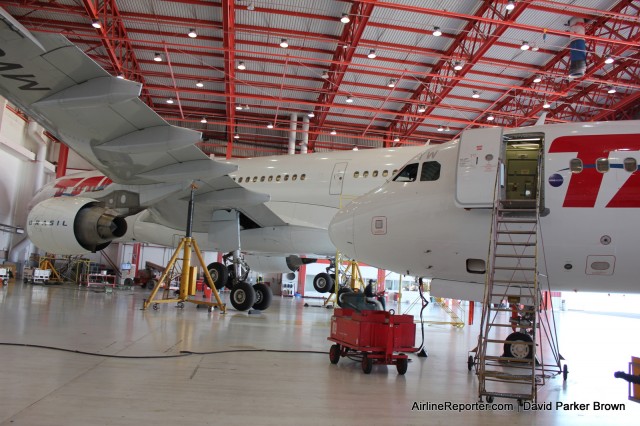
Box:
(3, 279, 7, 286)
(208, 307, 214, 313)
(329, 344, 341, 364)
(396, 357, 408, 375)
(177, 302, 185, 309)
(361, 354, 373, 374)
(467, 355, 474, 371)
(563, 364, 568, 381)
(153, 303, 159, 310)
(486, 395, 494, 403)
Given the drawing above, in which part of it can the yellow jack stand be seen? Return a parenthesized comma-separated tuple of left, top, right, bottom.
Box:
(39, 257, 63, 282)
(142, 183, 226, 313)
(142, 236, 226, 313)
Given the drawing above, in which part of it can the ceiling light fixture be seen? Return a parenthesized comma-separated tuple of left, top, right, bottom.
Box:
(330, 129, 337, 135)
(188, 28, 197, 38)
(235, 104, 243, 110)
(244, 105, 250, 110)
(445, 126, 451, 132)
(154, 53, 162, 62)
(340, 13, 350, 24)
(453, 61, 463, 71)
(607, 86, 617, 94)
(520, 41, 530, 51)
(280, 38, 289, 48)
(533, 75, 542, 83)
(368, 49, 377, 59)
(487, 115, 495, 121)
(472, 90, 480, 99)
(166, 98, 174, 104)
(432, 26, 442, 37)
(388, 78, 397, 88)
(506, 0, 515, 11)
(116, 73, 124, 79)
(417, 105, 426, 113)
(543, 101, 551, 109)
(352, 145, 359, 151)
(91, 19, 101, 29)
(247, 2, 255, 11)
(531, 44, 539, 52)
(234, 133, 240, 139)
(307, 111, 315, 118)
(321, 70, 330, 79)
(237, 61, 246, 70)
(437, 125, 444, 132)
(345, 96, 354, 103)
(200, 117, 207, 123)
(267, 123, 274, 129)
(393, 136, 400, 142)
(605, 56, 614, 64)
(196, 81, 204, 88)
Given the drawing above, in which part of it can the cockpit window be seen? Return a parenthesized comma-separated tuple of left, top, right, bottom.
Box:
(393, 163, 419, 182)
(420, 161, 441, 181)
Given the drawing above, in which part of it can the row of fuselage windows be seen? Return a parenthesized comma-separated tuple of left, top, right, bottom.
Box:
(570, 157, 638, 173)
(232, 168, 401, 184)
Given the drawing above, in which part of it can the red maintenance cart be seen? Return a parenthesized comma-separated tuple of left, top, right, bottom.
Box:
(328, 308, 417, 374)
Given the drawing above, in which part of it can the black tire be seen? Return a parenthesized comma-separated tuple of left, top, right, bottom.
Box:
(361, 354, 373, 374)
(486, 395, 494, 403)
(467, 355, 474, 371)
(146, 279, 156, 290)
(230, 281, 256, 311)
(337, 286, 354, 308)
(396, 357, 408, 375)
(329, 344, 341, 364)
(313, 273, 333, 293)
(206, 262, 228, 290)
(563, 364, 568, 381)
(225, 265, 236, 289)
(123, 278, 133, 286)
(252, 283, 273, 310)
(503, 332, 534, 359)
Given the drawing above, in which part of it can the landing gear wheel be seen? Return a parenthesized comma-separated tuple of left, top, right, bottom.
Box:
(503, 332, 534, 359)
(153, 303, 159, 310)
(252, 283, 273, 310)
(230, 281, 256, 311)
(337, 287, 353, 308)
(467, 355, 474, 371)
(486, 395, 494, 403)
(313, 273, 333, 293)
(396, 356, 408, 375)
(206, 262, 228, 290)
(329, 344, 341, 364)
(361, 354, 373, 374)
(563, 364, 568, 381)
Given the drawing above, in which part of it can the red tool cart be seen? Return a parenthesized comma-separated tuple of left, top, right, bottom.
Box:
(327, 308, 417, 374)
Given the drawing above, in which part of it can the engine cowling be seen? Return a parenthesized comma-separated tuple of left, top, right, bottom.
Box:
(27, 197, 127, 254)
(244, 254, 317, 273)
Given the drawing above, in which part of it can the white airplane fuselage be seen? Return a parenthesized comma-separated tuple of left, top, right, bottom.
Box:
(329, 121, 640, 297)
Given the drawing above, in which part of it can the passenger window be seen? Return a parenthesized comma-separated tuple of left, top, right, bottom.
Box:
(363, 171, 369, 178)
(301, 174, 306, 180)
(284, 174, 289, 181)
(596, 158, 609, 173)
(268, 176, 273, 182)
(238, 177, 243, 183)
(624, 157, 637, 172)
(393, 169, 398, 175)
(382, 170, 388, 177)
(354, 171, 360, 178)
(393, 163, 419, 182)
(292, 174, 297, 181)
(420, 161, 441, 181)
(260, 176, 265, 182)
(246, 176, 250, 182)
(253, 176, 258, 182)
(232, 177, 236, 182)
(276, 175, 281, 182)
(569, 159, 583, 173)
(372, 170, 378, 177)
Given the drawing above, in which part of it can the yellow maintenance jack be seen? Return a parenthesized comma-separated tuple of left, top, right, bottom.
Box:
(142, 183, 226, 313)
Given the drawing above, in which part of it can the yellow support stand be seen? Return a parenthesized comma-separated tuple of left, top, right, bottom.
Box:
(142, 236, 226, 313)
(38, 257, 63, 282)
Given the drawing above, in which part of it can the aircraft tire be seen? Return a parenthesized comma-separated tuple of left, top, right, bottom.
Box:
(206, 262, 228, 290)
(313, 273, 333, 293)
(252, 283, 273, 310)
(230, 281, 256, 311)
(503, 332, 533, 359)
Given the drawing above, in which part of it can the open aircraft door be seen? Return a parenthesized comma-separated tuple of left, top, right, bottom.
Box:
(455, 127, 503, 208)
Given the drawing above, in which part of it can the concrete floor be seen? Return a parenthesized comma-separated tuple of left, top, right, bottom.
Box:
(0, 281, 638, 425)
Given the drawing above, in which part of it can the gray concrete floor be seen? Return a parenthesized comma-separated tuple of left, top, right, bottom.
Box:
(0, 281, 638, 425)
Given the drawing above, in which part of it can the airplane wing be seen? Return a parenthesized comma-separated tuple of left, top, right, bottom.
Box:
(0, 8, 235, 185)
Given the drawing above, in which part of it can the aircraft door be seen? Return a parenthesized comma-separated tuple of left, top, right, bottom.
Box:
(330, 162, 348, 195)
(455, 127, 503, 208)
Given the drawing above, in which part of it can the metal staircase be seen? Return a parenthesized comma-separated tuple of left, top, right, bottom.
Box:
(476, 160, 563, 404)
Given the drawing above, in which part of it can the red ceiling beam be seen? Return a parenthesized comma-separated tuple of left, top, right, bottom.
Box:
(222, 0, 236, 159)
(307, 1, 377, 151)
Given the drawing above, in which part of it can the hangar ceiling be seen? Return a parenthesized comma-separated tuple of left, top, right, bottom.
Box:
(3, 0, 640, 158)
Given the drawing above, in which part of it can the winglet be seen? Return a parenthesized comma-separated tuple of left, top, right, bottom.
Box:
(0, 7, 46, 52)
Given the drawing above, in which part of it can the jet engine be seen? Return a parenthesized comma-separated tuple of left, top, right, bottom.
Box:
(244, 254, 317, 273)
(27, 197, 127, 254)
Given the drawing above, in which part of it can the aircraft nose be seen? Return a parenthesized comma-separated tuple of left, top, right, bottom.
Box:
(329, 207, 356, 259)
